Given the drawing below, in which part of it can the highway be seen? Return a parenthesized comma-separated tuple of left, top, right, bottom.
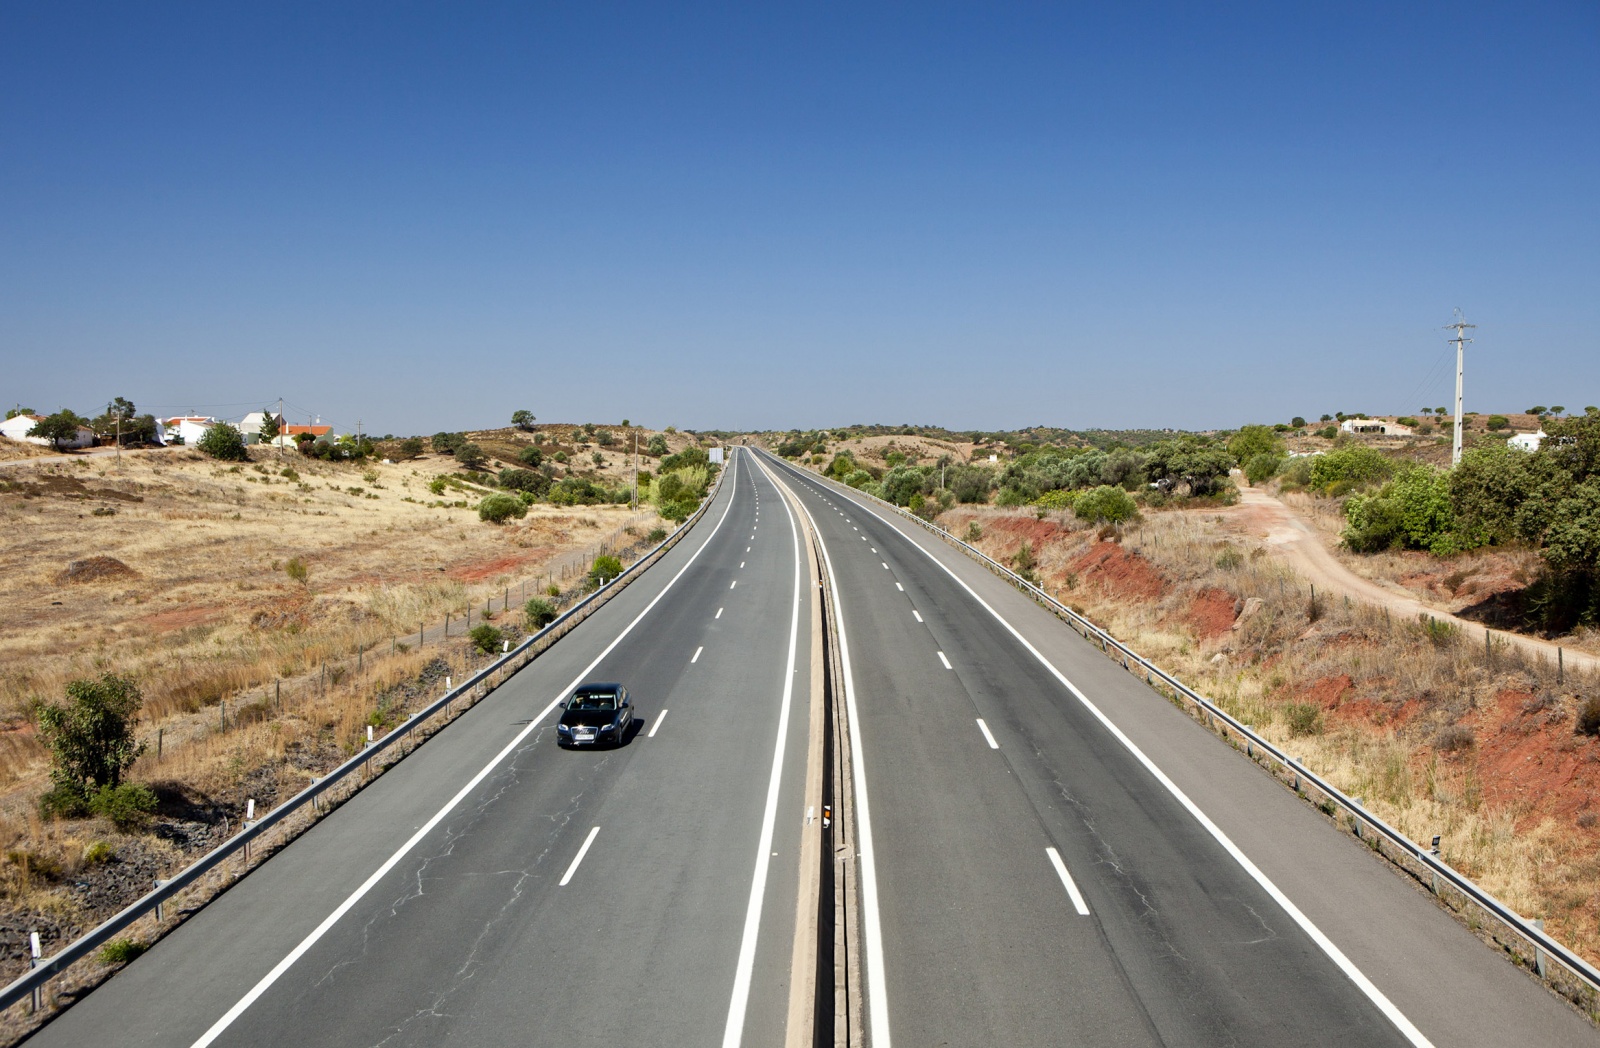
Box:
(27, 443, 1598, 1047)
(31, 448, 818, 1048)
(758, 449, 1595, 1048)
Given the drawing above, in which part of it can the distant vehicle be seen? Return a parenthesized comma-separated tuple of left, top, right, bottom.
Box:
(556, 683, 634, 747)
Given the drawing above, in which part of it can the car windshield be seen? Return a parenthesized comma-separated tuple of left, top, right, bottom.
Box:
(568, 692, 617, 711)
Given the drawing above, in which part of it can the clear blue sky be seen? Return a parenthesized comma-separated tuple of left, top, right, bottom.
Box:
(3, 2, 1595, 435)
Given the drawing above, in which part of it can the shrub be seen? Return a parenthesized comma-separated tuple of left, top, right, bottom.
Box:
(592, 451, 605, 466)
(553, 451, 568, 463)
(1396, 416, 1419, 428)
(1284, 703, 1324, 737)
(1421, 616, 1458, 647)
(428, 477, 447, 495)
(197, 422, 249, 462)
(1243, 452, 1283, 486)
(83, 840, 115, 864)
(1317, 426, 1338, 439)
(647, 527, 667, 542)
(595, 430, 615, 446)
(1033, 489, 1077, 510)
(1309, 446, 1392, 492)
(1432, 725, 1476, 753)
(1342, 466, 1456, 554)
(646, 434, 669, 456)
(469, 624, 505, 654)
(524, 598, 557, 630)
(285, 557, 308, 583)
(498, 468, 549, 495)
(1291, 416, 1307, 428)
(89, 782, 158, 830)
(518, 445, 544, 468)
(1073, 485, 1138, 524)
(98, 939, 147, 965)
(1577, 697, 1600, 737)
(1486, 414, 1510, 431)
(37, 674, 146, 813)
(478, 493, 526, 523)
(588, 555, 623, 588)
(456, 443, 487, 471)
(395, 436, 425, 460)
(1215, 546, 1244, 570)
(964, 522, 983, 542)
(432, 432, 466, 454)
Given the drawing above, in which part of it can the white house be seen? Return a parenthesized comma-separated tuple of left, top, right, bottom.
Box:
(1339, 418, 1413, 436)
(0, 413, 95, 448)
(163, 416, 218, 446)
(237, 411, 286, 445)
(1509, 430, 1546, 453)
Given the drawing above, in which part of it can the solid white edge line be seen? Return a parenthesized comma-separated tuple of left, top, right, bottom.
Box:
(975, 718, 998, 749)
(692, 646, 704, 664)
(1045, 847, 1091, 915)
(186, 449, 745, 1048)
(757, 451, 892, 1048)
(819, 469, 1437, 1048)
(559, 826, 602, 886)
(648, 709, 668, 738)
(721, 453, 803, 1048)
(937, 651, 952, 670)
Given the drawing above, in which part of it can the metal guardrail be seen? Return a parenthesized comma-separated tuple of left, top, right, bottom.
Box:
(766, 451, 1600, 1015)
(0, 467, 729, 1016)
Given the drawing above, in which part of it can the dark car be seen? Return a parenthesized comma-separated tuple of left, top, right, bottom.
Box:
(556, 683, 634, 747)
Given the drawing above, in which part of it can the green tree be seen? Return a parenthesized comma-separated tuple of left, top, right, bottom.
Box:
(1291, 416, 1307, 428)
(29, 409, 89, 449)
(595, 430, 615, 446)
(197, 422, 250, 461)
(518, 445, 544, 467)
(431, 431, 467, 454)
(37, 674, 149, 820)
(5, 406, 36, 420)
(1243, 452, 1283, 486)
(1228, 425, 1284, 464)
(395, 436, 426, 460)
(456, 443, 487, 471)
(258, 410, 280, 443)
(1144, 438, 1234, 496)
(498, 467, 550, 495)
(511, 409, 537, 431)
(646, 434, 669, 456)
(1486, 415, 1510, 431)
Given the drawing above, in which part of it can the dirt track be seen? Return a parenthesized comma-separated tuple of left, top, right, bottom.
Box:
(1226, 478, 1599, 676)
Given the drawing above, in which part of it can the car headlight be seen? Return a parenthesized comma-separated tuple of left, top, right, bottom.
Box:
(557, 724, 571, 733)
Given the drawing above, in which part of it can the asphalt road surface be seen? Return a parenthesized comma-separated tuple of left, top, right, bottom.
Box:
(32, 448, 817, 1048)
(759, 449, 1595, 1048)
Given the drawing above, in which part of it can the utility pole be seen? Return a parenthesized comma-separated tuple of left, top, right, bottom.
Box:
(1446, 311, 1476, 467)
(115, 414, 121, 467)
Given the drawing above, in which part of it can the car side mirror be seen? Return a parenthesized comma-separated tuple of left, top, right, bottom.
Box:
(620, 697, 630, 708)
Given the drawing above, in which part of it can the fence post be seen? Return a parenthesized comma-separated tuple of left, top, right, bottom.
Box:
(220, 701, 226, 732)
(157, 727, 163, 760)
(1558, 647, 1564, 685)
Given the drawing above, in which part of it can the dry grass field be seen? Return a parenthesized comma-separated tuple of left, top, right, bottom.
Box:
(0, 429, 680, 977)
(923, 499, 1600, 966)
